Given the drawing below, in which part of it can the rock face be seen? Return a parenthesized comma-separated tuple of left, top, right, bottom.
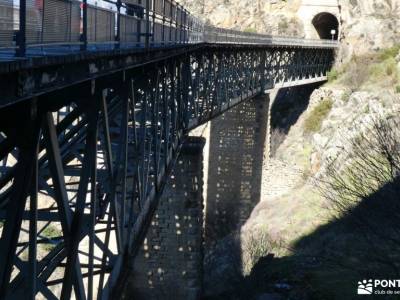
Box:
(173, 0, 400, 297)
(178, 0, 400, 61)
(177, 0, 304, 36)
(338, 0, 400, 62)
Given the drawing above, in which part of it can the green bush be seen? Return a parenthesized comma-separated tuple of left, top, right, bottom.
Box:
(333, 46, 400, 90)
(304, 98, 333, 133)
(41, 224, 61, 251)
(327, 69, 339, 82)
(396, 85, 400, 93)
(278, 19, 289, 33)
(378, 44, 400, 61)
(244, 27, 257, 33)
(341, 91, 351, 102)
(369, 57, 398, 82)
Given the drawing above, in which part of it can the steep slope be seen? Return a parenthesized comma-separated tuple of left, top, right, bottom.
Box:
(178, 0, 400, 61)
(177, 0, 304, 36)
(201, 46, 400, 299)
(338, 0, 400, 62)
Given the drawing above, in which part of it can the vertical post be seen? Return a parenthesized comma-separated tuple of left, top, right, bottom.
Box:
(116, 0, 121, 48)
(69, 2, 72, 44)
(137, 1, 141, 46)
(180, 6, 183, 43)
(0, 102, 40, 297)
(169, 1, 172, 43)
(41, 0, 45, 45)
(162, 0, 165, 44)
(151, 0, 155, 45)
(28, 136, 39, 300)
(17, 0, 26, 56)
(145, 0, 150, 48)
(82, 0, 88, 50)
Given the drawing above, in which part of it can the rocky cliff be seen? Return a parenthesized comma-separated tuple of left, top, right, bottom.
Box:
(177, 0, 304, 36)
(338, 0, 400, 62)
(178, 0, 400, 61)
(200, 46, 400, 298)
(183, 1, 400, 298)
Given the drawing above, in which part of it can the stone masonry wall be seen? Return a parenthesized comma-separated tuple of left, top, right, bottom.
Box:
(126, 137, 205, 300)
(205, 96, 269, 245)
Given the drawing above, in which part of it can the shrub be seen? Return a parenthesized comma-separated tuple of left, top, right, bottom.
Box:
(241, 229, 284, 275)
(318, 117, 400, 272)
(341, 90, 351, 102)
(304, 98, 333, 133)
(369, 57, 398, 86)
(378, 44, 400, 61)
(278, 19, 289, 33)
(327, 69, 339, 82)
(41, 224, 61, 251)
(396, 85, 400, 93)
(244, 27, 257, 33)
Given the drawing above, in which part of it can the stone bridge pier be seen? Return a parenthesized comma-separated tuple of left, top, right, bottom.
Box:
(124, 94, 279, 299)
(204, 95, 270, 245)
(125, 137, 206, 300)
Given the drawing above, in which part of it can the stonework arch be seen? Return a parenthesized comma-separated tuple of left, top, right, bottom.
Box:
(312, 12, 339, 39)
(297, 0, 341, 40)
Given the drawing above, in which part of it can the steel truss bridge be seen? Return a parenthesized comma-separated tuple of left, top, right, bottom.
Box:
(0, 0, 338, 298)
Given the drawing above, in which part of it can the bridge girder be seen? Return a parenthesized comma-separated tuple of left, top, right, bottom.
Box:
(0, 45, 334, 299)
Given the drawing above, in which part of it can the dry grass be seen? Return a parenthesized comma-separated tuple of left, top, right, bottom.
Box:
(327, 45, 400, 91)
(241, 229, 285, 275)
(303, 98, 333, 133)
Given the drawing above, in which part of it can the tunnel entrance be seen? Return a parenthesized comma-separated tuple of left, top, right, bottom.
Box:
(312, 12, 339, 40)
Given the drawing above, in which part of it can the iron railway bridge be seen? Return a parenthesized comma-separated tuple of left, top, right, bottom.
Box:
(0, 0, 338, 298)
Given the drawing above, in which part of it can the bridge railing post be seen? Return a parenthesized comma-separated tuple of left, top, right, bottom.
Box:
(116, 0, 121, 49)
(145, 0, 150, 48)
(81, 0, 88, 51)
(162, 0, 165, 45)
(16, 0, 26, 57)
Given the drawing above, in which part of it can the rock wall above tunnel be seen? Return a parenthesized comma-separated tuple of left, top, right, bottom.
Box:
(297, 0, 341, 40)
(337, 0, 400, 63)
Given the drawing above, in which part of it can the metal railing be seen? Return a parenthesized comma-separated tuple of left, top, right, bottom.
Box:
(0, 0, 338, 57)
(87, 4, 115, 44)
(0, 0, 14, 48)
(25, 0, 81, 46)
(203, 26, 339, 48)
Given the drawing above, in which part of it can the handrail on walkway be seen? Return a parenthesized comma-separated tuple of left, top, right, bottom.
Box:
(0, 0, 339, 58)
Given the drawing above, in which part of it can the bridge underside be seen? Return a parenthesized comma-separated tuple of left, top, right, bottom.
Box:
(0, 44, 334, 299)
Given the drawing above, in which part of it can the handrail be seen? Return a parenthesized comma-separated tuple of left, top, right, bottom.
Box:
(0, 0, 339, 58)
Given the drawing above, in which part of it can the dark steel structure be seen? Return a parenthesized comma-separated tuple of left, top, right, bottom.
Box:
(0, 0, 338, 299)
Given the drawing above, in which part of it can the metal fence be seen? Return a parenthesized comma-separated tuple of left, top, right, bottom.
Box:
(26, 0, 80, 45)
(0, 0, 339, 57)
(203, 26, 339, 48)
(87, 4, 115, 44)
(120, 14, 143, 45)
(0, 0, 13, 47)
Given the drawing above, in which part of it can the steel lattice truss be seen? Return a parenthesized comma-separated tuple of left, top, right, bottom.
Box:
(0, 45, 334, 299)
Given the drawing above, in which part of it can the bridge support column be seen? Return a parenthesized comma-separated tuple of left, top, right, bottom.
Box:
(126, 137, 205, 300)
(205, 96, 269, 245)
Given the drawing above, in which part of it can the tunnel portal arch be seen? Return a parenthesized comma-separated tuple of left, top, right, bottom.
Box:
(312, 12, 339, 40)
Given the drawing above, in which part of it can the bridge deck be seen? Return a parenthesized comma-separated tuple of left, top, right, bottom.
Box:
(0, 0, 338, 299)
(0, 41, 337, 74)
